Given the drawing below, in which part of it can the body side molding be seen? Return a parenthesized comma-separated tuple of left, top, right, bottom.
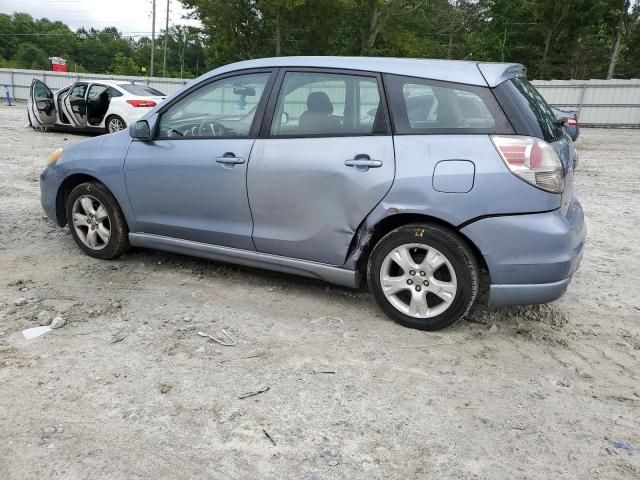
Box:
(129, 233, 360, 288)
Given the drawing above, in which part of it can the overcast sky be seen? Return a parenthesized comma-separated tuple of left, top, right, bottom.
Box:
(0, 0, 200, 37)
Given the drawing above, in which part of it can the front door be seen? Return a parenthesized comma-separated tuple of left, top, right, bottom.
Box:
(29, 80, 56, 127)
(62, 82, 88, 127)
(248, 69, 395, 266)
(124, 70, 274, 250)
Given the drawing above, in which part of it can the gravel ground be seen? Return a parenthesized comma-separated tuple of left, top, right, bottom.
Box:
(0, 103, 639, 480)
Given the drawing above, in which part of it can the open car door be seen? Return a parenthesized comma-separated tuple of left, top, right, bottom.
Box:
(62, 82, 88, 127)
(29, 79, 56, 127)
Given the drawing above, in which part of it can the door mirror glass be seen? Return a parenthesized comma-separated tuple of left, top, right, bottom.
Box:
(131, 120, 151, 140)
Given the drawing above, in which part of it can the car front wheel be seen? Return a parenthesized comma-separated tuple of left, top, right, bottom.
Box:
(65, 182, 130, 260)
(367, 223, 479, 331)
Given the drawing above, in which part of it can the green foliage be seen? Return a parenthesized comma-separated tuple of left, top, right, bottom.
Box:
(110, 52, 140, 75)
(0, 2, 639, 79)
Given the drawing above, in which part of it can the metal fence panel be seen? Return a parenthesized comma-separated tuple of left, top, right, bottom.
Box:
(531, 79, 640, 127)
(0, 68, 190, 103)
(2, 68, 638, 127)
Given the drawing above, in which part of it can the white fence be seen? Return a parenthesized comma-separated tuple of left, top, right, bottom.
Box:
(531, 79, 640, 127)
(1, 68, 639, 127)
(0, 68, 189, 102)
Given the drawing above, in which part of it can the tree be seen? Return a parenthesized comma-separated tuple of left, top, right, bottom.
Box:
(110, 52, 139, 75)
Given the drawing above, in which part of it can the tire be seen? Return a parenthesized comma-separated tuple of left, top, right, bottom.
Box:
(65, 182, 130, 260)
(367, 223, 479, 331)
(106, 115, 126, 133)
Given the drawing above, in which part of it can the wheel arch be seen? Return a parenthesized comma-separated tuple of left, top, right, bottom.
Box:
(347, 212, 487, 282)
(55, 174, 128, 228)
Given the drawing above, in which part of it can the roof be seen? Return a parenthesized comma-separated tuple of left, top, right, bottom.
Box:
(200, 56, 525, 88)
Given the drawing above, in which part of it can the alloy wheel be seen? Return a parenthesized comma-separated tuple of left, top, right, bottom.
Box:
(379, 243, 457, 318)
(108, 118, 124, 132)
(71, 194, 111, 250)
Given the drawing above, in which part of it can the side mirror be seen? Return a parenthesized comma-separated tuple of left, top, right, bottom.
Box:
(281, 112, 289, 125)
(130, 120, 152, 141)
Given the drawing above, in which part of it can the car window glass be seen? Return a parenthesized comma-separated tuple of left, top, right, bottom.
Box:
(33, 82, 51, 99)
(402, 82, 495, 129)
(108, 87, 123, 97)
(508, 78, 563, 142)
(158, 72, 270, 138)
(70, 84, 87, 98)
(270, 71, 383, 136)
(120, 84, 165, 96)
(88, 84, 107, 99)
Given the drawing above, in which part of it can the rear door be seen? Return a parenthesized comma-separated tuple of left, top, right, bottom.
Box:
(247, 69, 395, 266)
(29, 80, 56, 127)
(62, 82, 88, 127)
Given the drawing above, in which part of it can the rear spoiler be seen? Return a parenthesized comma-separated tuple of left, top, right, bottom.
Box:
(477, 63, 526, 88)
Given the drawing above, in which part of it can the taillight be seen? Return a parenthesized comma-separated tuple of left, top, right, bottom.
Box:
(566, 117, 577, 126)
(491, 135, 565, 193)
(126, 99, 156, 108)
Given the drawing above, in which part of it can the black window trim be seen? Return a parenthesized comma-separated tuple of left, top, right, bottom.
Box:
(383, 73, 514, 136)
(259, 67, 392, 139)
(152, 68, 278, 141)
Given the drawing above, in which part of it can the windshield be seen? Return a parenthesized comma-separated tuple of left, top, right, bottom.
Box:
(119, 84, 165, 96)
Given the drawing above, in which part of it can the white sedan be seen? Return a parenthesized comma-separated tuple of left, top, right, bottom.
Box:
(28, 79, 166, 134)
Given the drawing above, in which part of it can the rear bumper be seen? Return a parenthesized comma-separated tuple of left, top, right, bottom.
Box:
(461, 196, 586, 305)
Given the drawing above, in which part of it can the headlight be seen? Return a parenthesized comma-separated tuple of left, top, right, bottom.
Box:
(48, 147, 63, 166)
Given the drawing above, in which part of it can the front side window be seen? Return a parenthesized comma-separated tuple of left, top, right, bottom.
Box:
(270, 71, 385, 136)
(157, 72, 270, 138)
(386, 74, 512, 134)
(33, 82, 51, 99)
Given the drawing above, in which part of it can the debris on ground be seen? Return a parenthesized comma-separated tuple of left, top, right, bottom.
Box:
(197, 329, 237, 346)
(238, 386, 270, 399)
(50, 316, 66, 329)
(262, 428, 276, 446)
(109, 332, 126, 344)
(22, 325, 51, 339)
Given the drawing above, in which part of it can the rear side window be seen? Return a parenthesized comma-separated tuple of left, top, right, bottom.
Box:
(119, 84, 165, 96)
(493, 78, 563, 143)
(385, 74, 512, 134)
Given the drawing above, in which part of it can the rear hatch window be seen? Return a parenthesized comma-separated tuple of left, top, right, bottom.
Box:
(493, 77, 563, 143)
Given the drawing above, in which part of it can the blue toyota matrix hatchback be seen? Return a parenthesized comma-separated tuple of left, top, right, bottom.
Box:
(40, 57, 586, 330)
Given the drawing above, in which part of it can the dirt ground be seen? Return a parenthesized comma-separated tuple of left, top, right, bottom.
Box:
(0, 103, 638, 480)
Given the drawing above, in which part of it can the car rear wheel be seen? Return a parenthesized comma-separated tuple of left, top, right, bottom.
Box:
(65, 182, 130, 260)
(106, 115, 126, 133)
(367, 223, 479, 331)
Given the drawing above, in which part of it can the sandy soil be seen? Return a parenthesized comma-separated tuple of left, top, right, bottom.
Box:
(0, 103, 638, 480)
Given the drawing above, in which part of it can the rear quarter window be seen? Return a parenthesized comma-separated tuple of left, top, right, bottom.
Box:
(493, 77, 563, 143)
(385, 74, 513, 135)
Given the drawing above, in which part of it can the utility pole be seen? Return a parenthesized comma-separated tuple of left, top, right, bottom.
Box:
(162, 0, 170, 77)
(150, 0, 156, 77)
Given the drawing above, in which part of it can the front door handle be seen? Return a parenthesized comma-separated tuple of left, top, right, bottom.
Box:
(215, 154, 245, 165)
(344, 155, 383, 170)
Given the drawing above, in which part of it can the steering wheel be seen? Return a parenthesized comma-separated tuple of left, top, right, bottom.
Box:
(197, 120, 226, 137)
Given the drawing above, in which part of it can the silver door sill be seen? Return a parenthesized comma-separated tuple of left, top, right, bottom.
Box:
(129, 233, 360, 288)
